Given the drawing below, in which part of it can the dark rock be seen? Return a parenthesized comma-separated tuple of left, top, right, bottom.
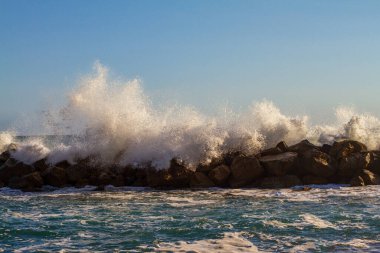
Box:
(0, 160, 35, 184)
(259, 147, 283, 157)
(299, 149, 336, 178)
(229, 156, 264, 187)
(321, 144, 332, 155)
(288, 140, 319, 153)
(259, 152, 298, 176)
(208, 165, 230, 186)
(9, 172, 43, 191)
(147, 161, 192, 188)
(190, 172, 215, 188)
(302, 175, 329, 185)
(55, 160, 71, 169)
(337, 153, 370, 178)
(196, 158, 223, 173)
(33, 159, 49, 173)
(350, 176, 365, 187)
(260, 175, 301, 189)
(276, 141, 289, 152)
(42, 166, 68, 187)
(368, 152, 380, 175)
(360, 169, 380, 185)
(329, 140, 367, 160)
(66, 163, 92, 185)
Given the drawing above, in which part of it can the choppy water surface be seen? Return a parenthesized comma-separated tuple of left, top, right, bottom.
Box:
(0, 185, 379, 252)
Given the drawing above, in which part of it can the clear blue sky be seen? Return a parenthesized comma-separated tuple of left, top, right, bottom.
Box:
(1, 0, 380, 130)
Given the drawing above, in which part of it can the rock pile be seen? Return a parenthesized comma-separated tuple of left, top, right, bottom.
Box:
(0, 139, 379, 191)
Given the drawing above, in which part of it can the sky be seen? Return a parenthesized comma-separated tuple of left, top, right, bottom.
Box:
(1, 0, 380, 131)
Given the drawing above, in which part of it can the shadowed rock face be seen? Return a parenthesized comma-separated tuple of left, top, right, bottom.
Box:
(229, 156, 264, 188)
(0, 139, 379, 191)
(259, 152, 298, 176)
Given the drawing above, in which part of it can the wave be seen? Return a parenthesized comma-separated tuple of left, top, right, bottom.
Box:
(2, 62, 380, 169)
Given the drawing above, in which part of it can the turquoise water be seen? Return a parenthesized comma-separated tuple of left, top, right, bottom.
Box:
(0, 185, 379, 252)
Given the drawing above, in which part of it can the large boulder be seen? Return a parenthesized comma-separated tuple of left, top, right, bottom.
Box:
(9, 172, 43, 191)
(0, 160, 35, 184)
(367, 152, 380, 175)
(146, 160, 192, 188)
(33, 159, 49, 173)
(329, 140, 367, 160)
(299, 149, 336, 178)
(260, 175, 301, 189)
(259, 152, 298, 176)
(360, 169, 380, 185)
(208, 165, 230, 186)
(337, 153, 371, 178)
(288, 140, 319, 154)
(66, 162, 92, 186)
(229, 156, 264, 187)
(190, 172, 215, 188)
(42, 166, 68, 187)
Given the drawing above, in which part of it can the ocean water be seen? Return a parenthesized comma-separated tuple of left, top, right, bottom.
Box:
(1, 185, 379, 252)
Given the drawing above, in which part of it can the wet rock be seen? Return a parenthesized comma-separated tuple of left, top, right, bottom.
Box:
(276, 141, 289, 152)
(66, 163, 92, 185)
(337, 153, 370, 178)
(260, 175, 301, 189)
(330, 140, 367, 160)
(350, 176, 365, 187)
(368, 152, 380, 175)
(321, 144, 332, 155)
(55, 160, 71, 169)
(302, 175, 329, 185)
(259, 152, 298, 176)
(190, 172, 215, 188)
(196, 158, 223, 174)
(360, 169, 380, 185)
(33, 159, 49, 173)
(299, 149, 336, 178)
(288, 140, 319, 154)
(0, 160, 35, 184)
(208, 165, 230, 186)
(259, 147, 283, 157)
(147, 161, 192, 188)
(42, 166, 68, 187)
(9, 172, 43, 191)
(229, 156, 263, 187)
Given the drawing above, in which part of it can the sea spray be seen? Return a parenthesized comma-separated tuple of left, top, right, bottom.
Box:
(2, 62, 380, 169)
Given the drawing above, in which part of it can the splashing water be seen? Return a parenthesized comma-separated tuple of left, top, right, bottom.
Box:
(2, 62, 380, 169)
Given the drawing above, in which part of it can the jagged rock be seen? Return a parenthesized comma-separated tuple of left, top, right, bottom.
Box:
(0, 160, 35, 184)
(190, 172, 215, 188)
(147, 161, 192, 188)
(350, 176, 365, 187)
(276, 141, 288, 152)
(43, 166, 68, 187)
(360, 169, 380, 185)
(9, 172, 43, 191)
(288, 140, 319, 153)
(208, 165, 230, 186)
(337, 153, 370, 178)
(196, 158, 223, 173)
(33, 159, 49, 173)
(302, 175, 329, 185)
(260, 175, 301, 188)
(299, 149, 336, 178)
(330, 140, 367, 160)
(229, 156, 263, 187)
(259, 147, 283, 157)
(259, 152, 298, 176)
(368, 152, 380, 175)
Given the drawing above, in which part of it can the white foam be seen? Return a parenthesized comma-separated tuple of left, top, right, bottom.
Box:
(155, 232, 260, 253)
(300, 213, 337, 229)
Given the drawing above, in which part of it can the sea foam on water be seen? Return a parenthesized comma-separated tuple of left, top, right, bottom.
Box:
(2, 62, 380, 169)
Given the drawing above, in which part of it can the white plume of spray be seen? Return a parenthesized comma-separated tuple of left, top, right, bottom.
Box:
(3, 61, 380, 169)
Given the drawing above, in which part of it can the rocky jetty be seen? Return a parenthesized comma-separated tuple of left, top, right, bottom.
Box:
(0, 139, 379, 191)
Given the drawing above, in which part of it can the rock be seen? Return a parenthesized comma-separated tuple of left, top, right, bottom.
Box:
(42, 166, 68, 187)
(350, 176, 365, 187)
(299, 149, 336, 178)
(337, 153, 370, 178)
(260, 175, 301, 189)
(321, 144, 332, 155)
(208, 165, 230, 186)
(276, 141, 289, 152)
(259, 152, 298, 176)
(147, 161, 192, 188)
(229, 156, 264, 187)
(302, 175, 329, 185)
(259, 147, 283, 157)
(368, 152, 380, 175)
(33, 159, 49, 173)
(8, 172, 43, 191)
(288, 140, 319, 153)
(0, 160, 35, 184)
(196, 158, 223, 173)
(190, 172, 215, 188)
(329, 140, 367, 160)
(55, 160, 71, 169)
(66, 163, 92, 185)
(360, 169, 380, 185)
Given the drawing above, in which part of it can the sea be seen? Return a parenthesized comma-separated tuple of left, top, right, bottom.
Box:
(0, 185, 379, 252)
